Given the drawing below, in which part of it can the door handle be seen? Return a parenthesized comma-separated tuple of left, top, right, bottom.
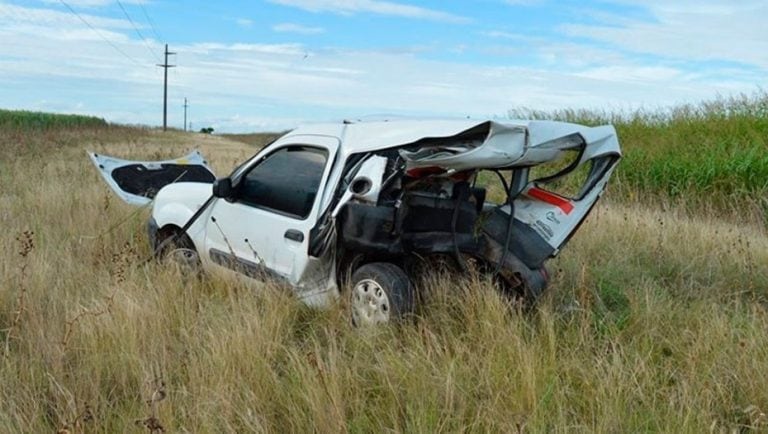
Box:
(284, 229, 304, 242)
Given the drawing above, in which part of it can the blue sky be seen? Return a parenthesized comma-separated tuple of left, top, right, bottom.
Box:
(0, 0, 766, 132)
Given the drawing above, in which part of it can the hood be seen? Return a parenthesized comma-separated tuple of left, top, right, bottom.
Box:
(88, 150, 216, 206)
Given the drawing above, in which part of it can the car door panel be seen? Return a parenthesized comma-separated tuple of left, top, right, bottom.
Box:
(202, 136, 339, 285)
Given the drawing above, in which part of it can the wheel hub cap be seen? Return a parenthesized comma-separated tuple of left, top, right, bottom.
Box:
(166, 247, 199, 272)
(351, 279, 390, 325)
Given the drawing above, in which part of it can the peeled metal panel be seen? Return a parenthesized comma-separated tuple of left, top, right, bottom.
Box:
(398, 121, 620, 170)
(88, 150, 216, 206)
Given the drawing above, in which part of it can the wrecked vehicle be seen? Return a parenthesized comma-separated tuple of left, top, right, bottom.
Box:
(90, 119, 621, 325)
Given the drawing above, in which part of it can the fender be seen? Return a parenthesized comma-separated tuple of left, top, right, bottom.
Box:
(153, 201, 196, 229)
(151, 182, 216, 250)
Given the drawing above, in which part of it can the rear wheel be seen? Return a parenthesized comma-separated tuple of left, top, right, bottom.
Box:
(494, 266, 549, 307)
(350, 262, 414, 326)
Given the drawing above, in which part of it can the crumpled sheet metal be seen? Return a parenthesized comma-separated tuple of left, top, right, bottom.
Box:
(399, 121, 620, 171)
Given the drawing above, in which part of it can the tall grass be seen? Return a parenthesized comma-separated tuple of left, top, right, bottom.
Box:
(0, 109, 107, 130)
(0, 104, 766, 432)
(510, 91, 768, 221)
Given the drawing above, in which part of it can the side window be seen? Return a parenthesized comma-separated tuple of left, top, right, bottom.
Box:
(237, 146, 328, 219)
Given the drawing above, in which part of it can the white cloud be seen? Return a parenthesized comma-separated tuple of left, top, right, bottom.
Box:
(272, 22, 325, 34)
(131, 42, 762, 129)
(186, 42, 305, 56)
(561, 0, 768, 69)
(0, 3, 133, 30)
(268, 0, 471, 23)
(0, 2, 763, 132)
(575, 65, 684, 83)
(481, 30, 531, 41)
(532, 42, 629, 68)
(235, 18, 253, 28)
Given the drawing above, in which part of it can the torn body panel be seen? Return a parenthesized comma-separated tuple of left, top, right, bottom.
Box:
(334, 120, 620, 298)
(396, 120, 615, 171)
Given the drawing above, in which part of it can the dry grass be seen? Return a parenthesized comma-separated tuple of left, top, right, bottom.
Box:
(219, 132, 282, 149)
(0, 123, 766, 433)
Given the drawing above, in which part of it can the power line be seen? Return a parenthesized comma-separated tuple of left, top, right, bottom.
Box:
(115, 0, 161, 63)
(139, 2, 163, 41)
(58, 0, 146, 67)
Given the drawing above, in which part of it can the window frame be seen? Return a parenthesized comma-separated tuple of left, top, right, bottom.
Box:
(232, 144, 330, 221)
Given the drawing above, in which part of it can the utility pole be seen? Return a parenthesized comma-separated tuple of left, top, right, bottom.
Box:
(183, 98, 188, 132)
(157, 44, 176, 131)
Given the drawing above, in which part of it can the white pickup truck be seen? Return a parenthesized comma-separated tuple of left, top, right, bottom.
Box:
(90, 118, 621, 326)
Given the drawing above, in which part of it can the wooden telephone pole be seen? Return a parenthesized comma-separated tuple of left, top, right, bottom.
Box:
(183, 98, 188, 132)
(157, 44, 176, 131)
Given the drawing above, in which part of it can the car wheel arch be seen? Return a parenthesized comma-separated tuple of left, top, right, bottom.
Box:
(156, 223, 183, 243)
(154, 224, 198, 257)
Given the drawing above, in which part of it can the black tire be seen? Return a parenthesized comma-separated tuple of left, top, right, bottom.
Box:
(157, 230, 201, 274)
(494, 266, 548, 308)
(350, 262, 414, 326)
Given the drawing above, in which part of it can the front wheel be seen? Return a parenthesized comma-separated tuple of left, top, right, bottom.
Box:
(350, 262, 414, 326)
(158, 231, 201, 275)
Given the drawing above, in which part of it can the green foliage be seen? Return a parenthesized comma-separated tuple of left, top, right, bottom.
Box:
(0, 109, 107, 130)
(612, 92, 768, 209)
(591, 280, 632, 335)
(510, 90, 768, 214)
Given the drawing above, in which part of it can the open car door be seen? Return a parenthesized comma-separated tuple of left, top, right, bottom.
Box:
(88, 150, 216, 206)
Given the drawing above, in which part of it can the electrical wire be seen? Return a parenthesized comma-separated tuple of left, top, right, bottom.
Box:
(58, 0, 147, 67)
(115, 0, 161, 63)
(139, 2, 163, 41)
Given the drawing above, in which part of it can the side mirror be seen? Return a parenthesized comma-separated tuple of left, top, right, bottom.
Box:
(212, 177, 233, 198)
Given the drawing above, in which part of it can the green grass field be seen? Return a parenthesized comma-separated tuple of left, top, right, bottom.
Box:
(0, 109, 107, 130)
(0, 97, 766, 432)
(512, 91, 768, 221)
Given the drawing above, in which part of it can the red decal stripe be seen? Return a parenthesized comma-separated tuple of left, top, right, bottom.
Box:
(405, 166, 446, 178)
(527, 187, 574, 215)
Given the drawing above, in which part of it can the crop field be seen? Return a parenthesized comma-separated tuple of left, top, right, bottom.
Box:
(0, 109, 108, 131)
(1, 95, 767, 432)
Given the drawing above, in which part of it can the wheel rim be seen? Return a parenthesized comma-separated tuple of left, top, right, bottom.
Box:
(166, 247, 199, 273)
(351, 279, 391, 326)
